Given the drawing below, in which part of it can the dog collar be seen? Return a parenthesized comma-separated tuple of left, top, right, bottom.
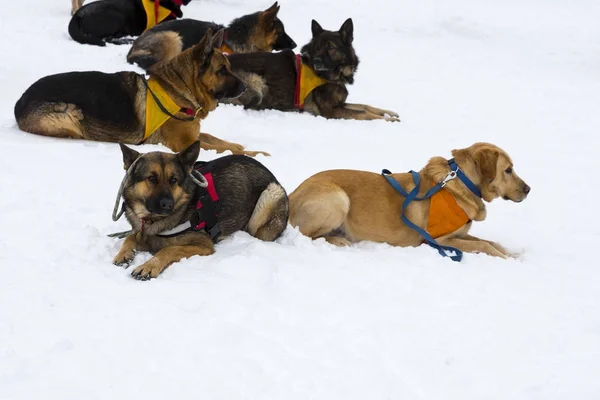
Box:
(447, 159, 482, 198)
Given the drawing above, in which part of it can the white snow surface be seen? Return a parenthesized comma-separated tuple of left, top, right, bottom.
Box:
(1, 0, 600, 398)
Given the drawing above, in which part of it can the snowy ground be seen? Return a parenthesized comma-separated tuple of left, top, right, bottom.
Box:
(1, 0, 600, 398)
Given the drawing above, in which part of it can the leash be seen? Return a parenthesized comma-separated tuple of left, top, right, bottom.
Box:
(108, 156, 209, 239)
(382, 159, 481, 262)
(140, 75, 201, 121)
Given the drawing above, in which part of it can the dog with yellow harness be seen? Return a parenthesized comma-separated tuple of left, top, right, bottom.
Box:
(289, 143, 531, 260)
(68, 0, 191, 46)
(14, 29, 268, 156)
(223, 18, 399, 121)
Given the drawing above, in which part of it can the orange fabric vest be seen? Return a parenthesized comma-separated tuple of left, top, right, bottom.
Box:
(426, 189, 470, 238)
(294, 55, 328, 109)
(142, 0, 173, 31)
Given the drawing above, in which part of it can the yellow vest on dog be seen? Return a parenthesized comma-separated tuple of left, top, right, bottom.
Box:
(142, 0, 173, 31)
(144, 77, 181, 140)
(294, 54, 328, 109)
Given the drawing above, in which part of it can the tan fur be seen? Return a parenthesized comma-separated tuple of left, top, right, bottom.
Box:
(289, 142, 530, 258)
(18, 102, 85, 139)
(247, 182, 288, 240)
(127, 31, 183, 66)
(71, 0, 84, 15)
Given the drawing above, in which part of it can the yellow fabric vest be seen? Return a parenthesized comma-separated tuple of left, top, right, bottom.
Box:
(426, 189, 470, 238)
(142, 0, 173, 31)
(144, 77, 181, 140)
(294, 55, 328, 109)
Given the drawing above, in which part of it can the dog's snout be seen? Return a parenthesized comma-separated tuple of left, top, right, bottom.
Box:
(159, 197, 173, 211)
(289, 39, 297, 49)
(523, 184, 531, 194)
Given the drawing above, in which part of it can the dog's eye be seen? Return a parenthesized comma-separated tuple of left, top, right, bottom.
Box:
(505, 167, 513, 174)
(170, 177, 178, 185)
(147, 176, 158, 184)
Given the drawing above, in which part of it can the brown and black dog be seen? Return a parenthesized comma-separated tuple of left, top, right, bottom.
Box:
(224, 18, 399, 122)
(289, 143, 531, 258)
(14, 29, 267, 156)
(127, 2, 296, 70)
(113, 141, 289, 280)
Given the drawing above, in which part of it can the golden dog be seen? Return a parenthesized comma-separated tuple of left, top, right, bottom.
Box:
(289, 142, 531, 258)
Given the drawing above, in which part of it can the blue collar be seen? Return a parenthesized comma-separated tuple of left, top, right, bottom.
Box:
(448, 159, 482, 198)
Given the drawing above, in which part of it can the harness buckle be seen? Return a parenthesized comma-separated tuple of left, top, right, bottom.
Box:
(441, 170, 458, 187)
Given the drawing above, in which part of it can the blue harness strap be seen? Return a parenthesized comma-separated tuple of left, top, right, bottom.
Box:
(382, 159, 481, 262)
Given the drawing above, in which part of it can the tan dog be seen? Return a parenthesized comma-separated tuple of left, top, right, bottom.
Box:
(289, 143, 531, 258)
(71, 0, 84, 15)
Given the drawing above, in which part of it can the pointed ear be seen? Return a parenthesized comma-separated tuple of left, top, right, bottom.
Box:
(177, 141, 200, 172)
(192, 28, 214, 60)
(311, 20, 324, 38)
(261, 2, 280, 22)
(211, 28, 225, 49)
(473, 149, 499, 182)
(339, 18, 353, 44)
(119, 143, 140, 170)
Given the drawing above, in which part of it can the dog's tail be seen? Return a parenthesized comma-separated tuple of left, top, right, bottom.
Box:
(127, 31, 183, 70)
(68, 12, 106, 46)
(247, 182, 289, 242)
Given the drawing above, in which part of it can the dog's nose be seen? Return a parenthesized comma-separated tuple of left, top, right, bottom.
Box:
(160, 198, 173, 211)
(523, 184, 531, 194)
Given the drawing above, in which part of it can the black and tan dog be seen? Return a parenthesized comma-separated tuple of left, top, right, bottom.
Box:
(113, 141, 289, 280)
(223, 18, 399, 122)
(289, 143, 530, 258)
(15, 29, 267, 156)
(128, 2, 296, 70)
(69, 0, 191, 46)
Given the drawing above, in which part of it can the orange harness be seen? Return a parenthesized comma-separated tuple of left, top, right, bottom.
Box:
(426, 188, 470, 238)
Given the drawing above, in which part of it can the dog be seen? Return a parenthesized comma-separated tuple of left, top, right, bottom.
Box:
(127, 2, 296, 70)
(15, 29, 268, 156)
(289, 143, 531, 258)
(222, 18, 399, 122)
(112, 140, 289, 280)
(68, 0, 191, 46)
(71, 0, 85, 16)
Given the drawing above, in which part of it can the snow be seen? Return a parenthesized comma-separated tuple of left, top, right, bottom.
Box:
(1, 0, 600, 398)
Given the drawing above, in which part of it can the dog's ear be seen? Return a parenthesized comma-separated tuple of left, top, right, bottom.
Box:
(311, 20, 324, 38)
(193, 28, 214, 60)
(119, 143, 140, 170)
(177, 141, 200, 172)
(212, 28, 225, 49)
(261, 2, 280, 23)
(339, 18, 354, 44)
(473, 148, 499, 183)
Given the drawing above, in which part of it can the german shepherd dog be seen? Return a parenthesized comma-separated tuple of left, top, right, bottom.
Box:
(224, 18, 400, 122)
(69, 0, 191, 46)
(113, 141, 289, 280)
(15, 29, 267, 156)
(127, 2, 297, 70)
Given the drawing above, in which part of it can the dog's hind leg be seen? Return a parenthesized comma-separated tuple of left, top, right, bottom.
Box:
(289, 184, 351, 244)
(247, 183, 289, 241)
(17, 102, 84, 139)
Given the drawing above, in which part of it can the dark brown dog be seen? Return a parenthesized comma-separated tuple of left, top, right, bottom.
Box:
(113, 141, 289, 280)
(127, 2, 296, 70)
(14, 29, 267, 156)
(224, 18, 400, 121)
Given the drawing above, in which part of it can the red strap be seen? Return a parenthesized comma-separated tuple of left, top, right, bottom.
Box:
(193, 172, 219, 229)
(293, 54, 302, 109)
(154, 0, 159, 24)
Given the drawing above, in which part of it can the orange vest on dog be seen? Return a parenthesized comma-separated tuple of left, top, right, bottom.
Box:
(426, 189, 470, 238)
(294, 55, 328, 109)
(142, 0, 174, 31)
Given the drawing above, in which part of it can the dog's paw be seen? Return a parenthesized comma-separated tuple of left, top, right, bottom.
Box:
(113, 251, 135, 268)
(131, 261, 164, 281)
(383, 110, 400, 118)
(385, 116, 401, 122)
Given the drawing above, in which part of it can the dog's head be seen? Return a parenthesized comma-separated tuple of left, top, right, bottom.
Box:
(300, 18, 359, 84)
(229, 2, 297, 52)
(118, 141, 200, 222)
(457, 143, 531, 203)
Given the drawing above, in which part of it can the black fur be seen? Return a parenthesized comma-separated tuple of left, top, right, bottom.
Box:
(68, 0, 190, 46)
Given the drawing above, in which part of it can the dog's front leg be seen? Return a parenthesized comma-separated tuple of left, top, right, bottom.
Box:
(327, 104, 400, 122)
(131, 243, 215, 280)
(345, 103, 400, 120)
(462, 234, 516, 258)
(113, 234, 138, 267)
(199, 133, 270, 157)
(437, 236, 508, 259)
